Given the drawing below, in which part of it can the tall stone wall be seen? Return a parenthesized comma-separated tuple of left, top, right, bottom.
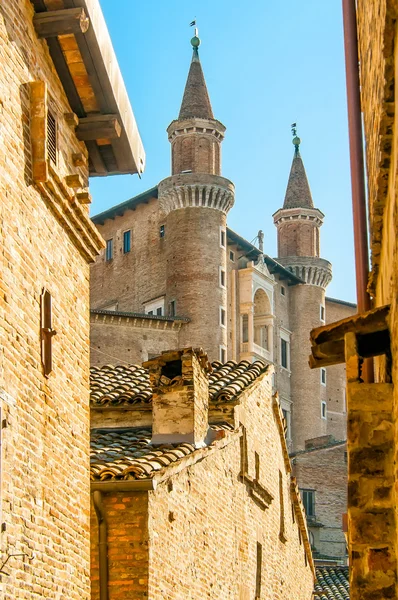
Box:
(0, 1, 100, 596)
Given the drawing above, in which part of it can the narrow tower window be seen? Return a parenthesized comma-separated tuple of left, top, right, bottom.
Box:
(229, 250, 235, 262)
(281, 338, 289, 369)
(220, 228, 226, 247)
(255, 542, 262, 598)
(123, 230, 131, 253)
(47, 110, 57, 165)
(169, 300, 176, 317)
(320, 304, 325, 321)
(159, 225, 165, 238)
(220, 307, 226, 327)
(219, 268, 226, 288)
(321, 401, 327, 419)
(105, 239, 113, 261)
(281, 285, 286, 296)
(321, 368, 326, 385)
(40, 289, 56, 377)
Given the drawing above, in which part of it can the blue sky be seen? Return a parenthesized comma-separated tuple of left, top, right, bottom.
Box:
(90, 0, 356, 303)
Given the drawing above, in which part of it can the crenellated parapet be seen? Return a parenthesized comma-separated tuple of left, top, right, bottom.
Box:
(277, 256, 332, 289)
(159, 173, 235, 216)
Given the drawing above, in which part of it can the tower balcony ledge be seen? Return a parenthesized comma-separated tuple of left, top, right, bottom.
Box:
(277, 256, 332, 289)
(273, 206, 325, 226)
(159, 173, 235, 215)
(167, 117, 226, 140)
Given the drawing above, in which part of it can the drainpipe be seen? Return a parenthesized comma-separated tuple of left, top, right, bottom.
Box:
(93, 490, 109, 600)
(342, 0, 373, 382)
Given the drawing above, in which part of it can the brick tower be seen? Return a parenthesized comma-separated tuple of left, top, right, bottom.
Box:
(159, 33, 235, 361)
(273, 133, 332, 450)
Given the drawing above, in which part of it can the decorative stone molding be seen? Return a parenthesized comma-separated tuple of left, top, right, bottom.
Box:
(273, 206, 324, 228)
(167, 116, 226, 142)
(277, 257, 332, 289)
(159, 173, 235, 215)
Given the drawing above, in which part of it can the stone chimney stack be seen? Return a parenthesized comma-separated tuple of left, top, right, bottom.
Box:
(143, 348, 212, 448)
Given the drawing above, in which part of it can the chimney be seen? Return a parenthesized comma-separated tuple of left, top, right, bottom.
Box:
(143, 348, 212, 448)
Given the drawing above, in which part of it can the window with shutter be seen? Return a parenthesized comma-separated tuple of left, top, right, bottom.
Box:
(47, 111, 57, 165)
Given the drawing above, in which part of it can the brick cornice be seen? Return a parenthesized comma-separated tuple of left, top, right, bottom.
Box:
(35, 166, 105, 263)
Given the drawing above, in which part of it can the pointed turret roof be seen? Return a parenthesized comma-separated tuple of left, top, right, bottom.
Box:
(178, 36, 214, 120)
(283, 143, 314, 210)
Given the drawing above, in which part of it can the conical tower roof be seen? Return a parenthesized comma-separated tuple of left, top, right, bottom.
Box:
(283, 148, 314, 209)
(178, 38, 214, 120)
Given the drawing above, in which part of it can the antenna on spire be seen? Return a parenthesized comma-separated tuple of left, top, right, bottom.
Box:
(291, 123, 301, 156)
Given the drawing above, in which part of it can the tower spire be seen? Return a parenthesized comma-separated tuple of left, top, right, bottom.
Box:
(283, 128, 314, 209)
(178, 33, 214, 120)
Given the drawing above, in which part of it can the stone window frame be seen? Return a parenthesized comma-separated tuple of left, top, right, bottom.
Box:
(300, 488, 316, 518)
(320, 303, 325, 322)
(321, 400, 327, 419)
(219, 267, 226, 289)
(105, 238, 113, 261)
(219, 345, 227, 363)
(123, 229, 131, 254)
(280, 285, 286, 296)
(320, 368, 327, 386)
(219, 226, 226, 248)
(280, 328, 291, 372)
(229, 250, 235, 262)
(219, 306, 226, 328)
(143, 296, 165, 316)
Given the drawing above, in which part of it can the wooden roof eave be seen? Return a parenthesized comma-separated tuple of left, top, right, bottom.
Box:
(31, 0, 145, 177)
(309, 304, 390, 369)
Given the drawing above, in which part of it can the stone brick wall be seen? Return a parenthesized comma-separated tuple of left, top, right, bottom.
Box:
(90, 198, 166, 313)
(0, 1, 102, 596)
(90, 315, 181, 366)
(147, 375, 314, 599)
(277, 221, 318, 258)
(90, 491, 149, 600)
(293, 443, 348, 560)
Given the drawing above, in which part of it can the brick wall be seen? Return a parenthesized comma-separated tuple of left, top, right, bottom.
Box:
(90, 492, 149, 600)
(90, 317, 181, 366)
(277, 221, 318, 257)
(293, 443, 348, 560)
(90, 198, 166, 313)
(0, 1, 101, 597)
(147, 375, 314, 599)
(289, 284, 327, 449)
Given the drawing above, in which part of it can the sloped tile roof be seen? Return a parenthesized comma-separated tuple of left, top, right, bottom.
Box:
(90, 360, 268, 407)
(314, 567, 349, 600)
(90, 424, 234, 481)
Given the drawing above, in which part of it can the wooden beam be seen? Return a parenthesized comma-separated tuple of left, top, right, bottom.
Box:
(75, 115, 121, 141)
(33, 8, 89, 38)
(86, 141, 107, 175)
(310, 304, 389, 346)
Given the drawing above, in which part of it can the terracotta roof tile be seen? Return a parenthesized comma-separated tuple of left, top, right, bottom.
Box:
(90, 360, 269, 407)
(314, 567, 349, 600)
(90, 424, 234, 481)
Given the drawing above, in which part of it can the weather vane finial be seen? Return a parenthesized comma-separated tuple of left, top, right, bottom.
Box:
(291, 123, 301, 155)
(190, 19, 200, 54)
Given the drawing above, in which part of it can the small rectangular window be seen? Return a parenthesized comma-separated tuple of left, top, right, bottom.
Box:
(123, 230, 131, 253)
(159, 225, 165, 238)
(169, 300, 176, 317)
(321, 401, 327, 419)
(156, 307, 162, 316)
(255, 452, 260, 481)
(40, 289, 56, 377)
(220, 269, 226, 288)
(47, 110, 57, 165)
(320, 305, 325, 321)
(147, 310, 153, 316)
(229, 250, 235, 261)
(321, 368, 326, 385)
(281, 338, 288, 369)
(301, 489, 315, 518)
(220, 346, 226, 363)
(220, 229, 226, 247)
(281, 286, 286, 296)
(105, 239, 113, 261)
(220, 307, 226, 327)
